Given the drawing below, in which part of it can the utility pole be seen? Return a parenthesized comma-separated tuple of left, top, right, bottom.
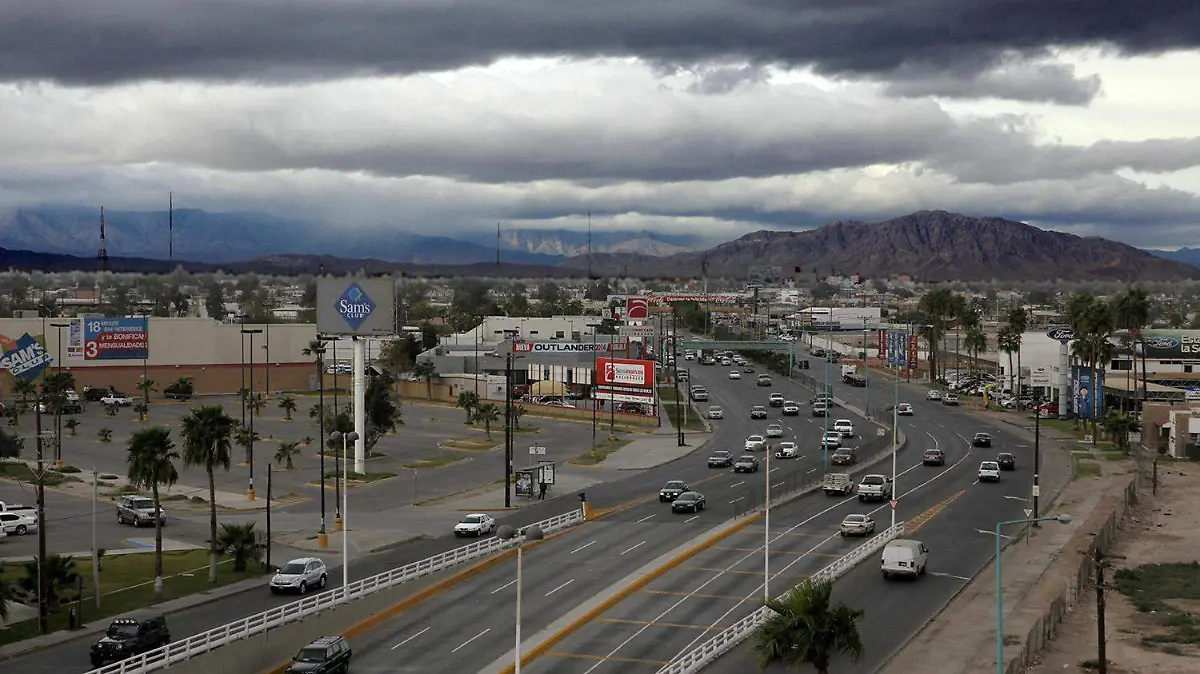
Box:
(1081, 548, 1122, 674)
(504, 353, 513, 508)
(35, 407, 49, 634)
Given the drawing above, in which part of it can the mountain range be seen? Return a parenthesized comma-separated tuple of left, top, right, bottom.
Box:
(1149, 247, 1200, 268)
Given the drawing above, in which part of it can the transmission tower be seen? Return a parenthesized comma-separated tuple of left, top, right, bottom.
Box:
(97, 207, 109, 271)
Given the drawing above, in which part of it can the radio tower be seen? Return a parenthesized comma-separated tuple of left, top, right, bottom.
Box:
(97, 207, 109, 271)
(168, 192, 174, 259)
(587, 212, 592, 280)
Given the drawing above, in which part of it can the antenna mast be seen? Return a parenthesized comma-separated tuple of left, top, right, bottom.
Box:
(496, 222, 500, 265)
(97, 207, 109, 272)
(169, 192, 174, 259)
(587, 212, 592, 280)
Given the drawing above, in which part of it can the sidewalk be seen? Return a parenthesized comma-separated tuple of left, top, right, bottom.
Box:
(0, 538, 201, 564)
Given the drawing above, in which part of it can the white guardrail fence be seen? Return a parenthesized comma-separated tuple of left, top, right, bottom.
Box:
(86, 508, 586, 674)
(655, 522, 905, 674)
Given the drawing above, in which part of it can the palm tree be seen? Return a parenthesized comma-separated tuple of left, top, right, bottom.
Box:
(216, 522, 259, 572)
(136, 378, 156, 417)
(510, 403, 527, 431)
(275, 441, 301, 470)
(917, 287, 956, 382)
(753, 578, 865, 674)
(1005, 307, 1028, 397)
(20, 553, 79, 610)
(126, 426, 179, 600)
(456, 391, 480, 424)
(996, 327, 1021, 401)
(1102, 411, 1139, 453)
(473, 403, 501, 440)
(1111, 287, 1150, 412)
(249, 393, 266, 419)
(98, 427, 113, 442)
(963, 325, 988, 381)
(233, 423, 260, 465)
(412, 361, 439, 399)
(181, 404, 235, 584)
(12, 378, 36, 419)
(65, 417, 80, 436)
(278, 395, 297, 421)
(133, 402, 150, 422)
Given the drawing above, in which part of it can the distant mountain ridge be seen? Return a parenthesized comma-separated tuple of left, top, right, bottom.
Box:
(492, 228, 710, 257)
(1149, 247, 1200, 268)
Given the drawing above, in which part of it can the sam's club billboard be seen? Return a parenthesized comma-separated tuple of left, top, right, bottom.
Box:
(1109, 330, 1200, 360)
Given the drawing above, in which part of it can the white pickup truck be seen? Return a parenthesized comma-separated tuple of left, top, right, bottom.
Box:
(101, 392, 134, 406)
(857, 474, 893, 502)
(821, 472, 855, 496)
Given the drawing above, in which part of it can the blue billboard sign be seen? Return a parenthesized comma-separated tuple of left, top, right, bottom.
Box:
(82, 317, 149, 360)
(0, 333, 53, 381)
(1071, 365, 1106, 420)
(888, 331, 903, 367)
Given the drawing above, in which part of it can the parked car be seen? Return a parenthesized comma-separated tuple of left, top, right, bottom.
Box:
(453, 513, 496, 537)
(116, 495, 165, 527)
(0, 511, 38, 536)
(942, 393, 960, 406)
(163, 381, 194, 400)
(671, 491, 706, 513)
(90, 611, 171, 668)
(270, 557, 329, 594)
(997, 453, 1016, 470)
(926, 390, 942, 401)
(101, 392, 134, 407)
(285, 635, 352, 674)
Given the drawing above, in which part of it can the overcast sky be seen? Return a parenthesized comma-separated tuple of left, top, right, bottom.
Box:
(3, 0, 1200, 248)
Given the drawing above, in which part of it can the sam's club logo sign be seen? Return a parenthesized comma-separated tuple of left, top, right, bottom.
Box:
(0, 333, 53, 381)
(336, 282, 376, 331)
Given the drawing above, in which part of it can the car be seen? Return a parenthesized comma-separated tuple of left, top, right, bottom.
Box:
(672, 491, 706, 513)
(774, 442, 799, 459)
(833, 419, 854, 437)
(757, 375, 773, 387)
(782, 401, 800, 416)
(972, 433, 993, 448)
(90, 611, 171, 668)
(857, 474, 892, 502)
(840, 514, 876, 537)
(750, 405, 768, 419)
(728, 371, 742, 380)
(271, 557, 329, 594)
(660, 480, 691, 502)
(821, 431, 842, 450)
(101, 392, 134, 406)
(453, 513, 496, 537)
(997, 452, 1016, 470)
(83, 386, 112, 402)
(0, 511, 38, 536)
(707, 450, 734, 468)
(163, 381, 194, 400)
(926, 390, 943, 401)
(742, 366, 756, 373)
(765, 424, 784, 438)
(676, 370, 689, 382)
(720, 358, 732, 366)
(942, 393, 960, 406)
(285, 635, 353, 674)
(881, 539, 929, 580)
(768, 393, 785, 407)
(684, 352, 695, 361)
(690, 387, 709, 402)
(0, 502, 38, 522)
(707, 406, 724, 420)
(811, 402, 829, 417)
(922, 449, 946, 466)
(978, 461, 1001, 482)
(745, 435, 766, 451)
(116, 495, 166, 527)
(831, 448, 857, 465)
(897, 403, 914, 416)
(733, 455, 761, 473)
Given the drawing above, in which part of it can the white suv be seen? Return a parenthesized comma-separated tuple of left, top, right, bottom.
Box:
(270, 557, 328, 594)
(978, 461, 1001, 482)
(454, 513, 496, 537)
(833, 420, 855, 437)
(745, 435, 766, 451)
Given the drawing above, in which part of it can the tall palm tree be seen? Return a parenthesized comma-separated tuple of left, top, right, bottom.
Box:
(963, 325, 988, 381)
(917, 287, 956, 382)
(12, 378, 36, 418)
(1111, 287, 1150, 412)
(456, 391, 480, 424)
(181, 404, 235, 584)
(136, 378, 156, 419)
(473, 402, 500, 440)
(1084, 299, 1114, 442)
(997, 326, 1021, 398)
(233, 423, 260, 464)
(412, 361, 439, 399)
(753, 578, 865, 673)
(126, 426, 179, 600)
(1005, 307, 1028, 397)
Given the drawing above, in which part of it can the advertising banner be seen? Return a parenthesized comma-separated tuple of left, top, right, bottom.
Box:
(0, 333, 53, 380)
(1071, 365, 1106, 420)
(596, 358, 654, 388)
(877, 329, 887, 359)
(625, 297, 650, 321)
(1031, 366, 1052, 385)
(1110, 329, 1200, 360)
(75, 317, 149, 360)
(907, 334, 919, 370)
(618, 325, 656, 337)
(316, 277, 396, 336)
(888, 331, 902, 367)
(594, 389, 656, 404)
(513, 340, 626, 354)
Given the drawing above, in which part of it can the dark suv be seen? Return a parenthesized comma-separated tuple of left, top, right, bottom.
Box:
(286, 636, 353, 673)
(164, 381, 194, 400)
(90, 610, 170, 668)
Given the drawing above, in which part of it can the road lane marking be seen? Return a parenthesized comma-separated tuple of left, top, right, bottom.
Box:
(390, 626, 430, 650)
(620, 541, 646, 556)
(490, 579, 516, 595)
(710, 546, 842, 558)
(596, 617, 710, 629)
(636, 514, 656, 523)
(451, 628, 490, 653)
(677, 566, 767, 576)
(980, 529, 1012, 539)
(684, 515, 701, 523)
(638, 589, 757, 601)
(808, 468, 818, 473)
(769, 467, 780, 473)
(772, 482, 785, 489)
(546, 579, 576, 596)
(931, 572, 972, 581)
(1004, 495, 1031, 502)
(570, 540, 596, 554)
(545, 651, 670, 665)
(728, 497, 745, 504)
(731, 481, 745, 487)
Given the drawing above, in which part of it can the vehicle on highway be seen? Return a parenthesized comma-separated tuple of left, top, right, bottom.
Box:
(700, 355, 715, 365)
(765, 423, 784, 438)
(745, 435, 766, 451)
(774, 442, 799, 459)
(90, 610, 170, 668)
(812, 402, 829, 417)
(821, 472, 855, 496)
(881, 539, 929, 580)
(844, 373, 867, 387)
(671, 491, 706, 513)
(733, 455, 761, 473)
(812, 392, 833, 405)
(922, 448, 946, 466)
(728, 370, 742, 380)
(270, 557, 329, 594)
(857, 474, 892, 502)
(286, 635, 352, 674)
(101, 391, 134, 406)
(0, 502, 38, 521)
(684, 351, 695, 360)
(820, 431, 842, 450)
(782, 400, 800, 415)
(768, 393, 785, 407)
(116, 495, 166, 527)
(942, 393, 960, 406)
(707, 406, 723, 420)
(750, 405, 768, 419)
(757, 374, 773, 387)
(926, 390, 943, 401)
(833, 419, 855, 437)
(676, 370, 689, 382)
(997, 452, 1016, 470)
(897, 403, 914, 416)
(978, 460, 1001, 482)
(840, 513, 876, 537)
(742, 365, 755, 373)
(972, 432, 993, 448)
(831, 448, 857, 466)
(720, 358, 732, 366)
(659, 480, 691, 502)
(453, 513, 496, 537)
(690, 387, 709, 402)
(707, 450, 734, 468)
(0, 511, 38, 536)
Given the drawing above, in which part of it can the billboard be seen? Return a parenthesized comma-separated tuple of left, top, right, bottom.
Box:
(876, 329, 887, 359)
(316, 277, 396, 336)
(888, 331, 903, 367)
(907, 334, 919, 370)
(596, 358, 653, 388)
(625, 297, 650, 321)
(1110, 329, 1200, 360)
(0, 333, 52, 381)
(594, 390, 655, 404)
(1071, 365, 1106, 420)
(72, 317, 149, 360)
(513, 341, 625, 354)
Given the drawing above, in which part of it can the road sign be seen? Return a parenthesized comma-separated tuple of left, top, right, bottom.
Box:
(1024, 509, 1033, 517)
(1031, 485, 1041, 497)
(619, 325, 656, 337)
(889, 499, 898, 509)
(529, 445, 546, 456)
(876, 428, 886, 437)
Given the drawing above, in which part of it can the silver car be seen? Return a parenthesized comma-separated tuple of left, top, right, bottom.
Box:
(116, 496, 166, 527)
(270, 557, 328, 594)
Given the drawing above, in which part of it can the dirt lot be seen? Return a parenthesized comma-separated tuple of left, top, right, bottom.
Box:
(1029, 460, 1200, 673)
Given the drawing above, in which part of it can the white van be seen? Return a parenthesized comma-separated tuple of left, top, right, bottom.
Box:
(881, 539, 928, 580)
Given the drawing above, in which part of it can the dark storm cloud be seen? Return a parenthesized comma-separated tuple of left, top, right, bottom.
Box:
(4, 0, 1197, 95)
(883, 60, 1103, 105)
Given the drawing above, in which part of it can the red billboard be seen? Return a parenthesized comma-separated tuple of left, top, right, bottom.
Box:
(907, 334, 920, 370)
(877, 329, 887, 359)
(596, 358, 653, 388)
(626, 296, 650, 321)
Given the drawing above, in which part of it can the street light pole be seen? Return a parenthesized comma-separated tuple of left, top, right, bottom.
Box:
(764, 445, 770, 599)
(238, 314, 247, 425)
(822, 324, 831, 472)
(497, 524, 545, 674)
(329, 430, 358, 593)
(51, 322, 69, 469)
(995, 514, 1072, 674)
(34, 410, 48, 634)
(242, 327, 263, 500)
(891, 360, 899, 528)
(1033, 397, 1042, 521)
(315, 338, 328, 549)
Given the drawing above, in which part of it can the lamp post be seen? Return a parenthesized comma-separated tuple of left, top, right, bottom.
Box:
(242, 327, 263, 500)
(1033, 395, 1042, 522)
(329, 430, 359, 592)
(238, 314, 247, 425)
(314, 338, 328, 549)
(994, 514, 1072, 674)
(50, 322, 70, 469)
(822, 323, 831, 472)
(891, 354, 900, 529)
(497, 524, 545, 674)
(764, 441, 771, 599)
(863, 319, 870, 417)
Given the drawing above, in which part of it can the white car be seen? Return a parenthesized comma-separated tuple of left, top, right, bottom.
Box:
(454, 513, 497, 537)
(942, 393, 961, 406)
(708, 406, 724, 420)
(270, 557, 328, 594)
(897, 403, 914, 416)
(745, 435, 766, 452)
(833, 420, 855, 437)
(0, 511, 38, 536)
(782, 401, 800, 415)
(728, 371, 742, 380)
(765, 424, 784, 438)
(101, 392, 134, 406)
(821, 431, 842, 449)
(926, 390, 942, 401)
(774, 442, 799, 459)
(978, 461, 1001, 482)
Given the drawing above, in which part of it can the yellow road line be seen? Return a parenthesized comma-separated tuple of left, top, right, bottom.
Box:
(676, 566, 764, 576)
(638, 589, 758, 601)
(545, 651, 670, 665)
(595, 618, 710, 630)
(709, 546, 842, 558)
(906, 489, 966, 534)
